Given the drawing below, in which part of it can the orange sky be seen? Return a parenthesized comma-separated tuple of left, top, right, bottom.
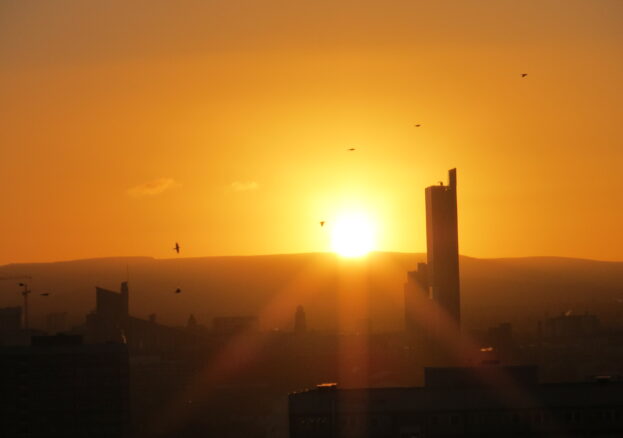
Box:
(1, 0, 623, 264)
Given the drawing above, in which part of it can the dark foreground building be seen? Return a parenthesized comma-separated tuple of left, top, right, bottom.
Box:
(289, 366, 623, 437)
(0, 334, 130, 437)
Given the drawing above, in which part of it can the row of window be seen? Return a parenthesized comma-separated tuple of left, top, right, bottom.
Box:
(296, 408, 623, 432)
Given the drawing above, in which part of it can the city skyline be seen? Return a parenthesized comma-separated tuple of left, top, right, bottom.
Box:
(2, 2, 623, 437)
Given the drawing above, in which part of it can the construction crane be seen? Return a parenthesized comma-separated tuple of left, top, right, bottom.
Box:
(0, 275, 33, 329)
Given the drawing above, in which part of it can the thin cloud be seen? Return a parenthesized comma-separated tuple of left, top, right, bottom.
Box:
(127, 178, 180, 197)
(230, 181, 259, 192)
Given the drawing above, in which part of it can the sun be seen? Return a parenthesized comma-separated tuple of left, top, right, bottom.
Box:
(330, 212, 377, 257)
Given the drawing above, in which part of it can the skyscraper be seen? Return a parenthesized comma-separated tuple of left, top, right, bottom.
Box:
(425, 168, 461, 326)
(405, 169, 461, 349)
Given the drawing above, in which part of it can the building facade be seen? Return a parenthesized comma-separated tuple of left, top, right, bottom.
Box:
(289, 366, 623, 438)
(0, 334, 130, 437)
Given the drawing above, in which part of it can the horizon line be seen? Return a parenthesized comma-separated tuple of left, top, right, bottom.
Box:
(2, 251, 623, 267)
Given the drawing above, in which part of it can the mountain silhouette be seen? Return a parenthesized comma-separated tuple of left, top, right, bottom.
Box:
(1, 253, 623, 332)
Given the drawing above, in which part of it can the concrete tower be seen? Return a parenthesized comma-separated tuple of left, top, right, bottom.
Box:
(405, 169, 461, 334)
(424, 168, 461, 326)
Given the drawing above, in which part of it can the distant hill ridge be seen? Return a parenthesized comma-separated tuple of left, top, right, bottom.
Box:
(2, 252, 623, 332)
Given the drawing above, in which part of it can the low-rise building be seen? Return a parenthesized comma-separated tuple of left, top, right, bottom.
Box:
(289, 365, 623, 437)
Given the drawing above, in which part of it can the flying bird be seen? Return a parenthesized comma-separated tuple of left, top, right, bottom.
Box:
(320, 221, 325, 227)
(173, 242, 180, 254)
(414, 124, 421, 128)
(175, 288, 182, 294)
(521, 73, 528, 78)
(347, 148, 356, 151)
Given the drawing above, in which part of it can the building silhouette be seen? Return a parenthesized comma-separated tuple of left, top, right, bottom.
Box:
(213, 316, 259, 336)
(538, 312, 600, 340)
(405, 169, 462, 362)
(86, 282, 129, 344)
(0, 307, 45, 346)
(85, 282, 190, 354)
(45, 311, 68, 334)
(0, 306, 22, 334)
(425, 168, 461, 326)
(0, 334, 130, 437)
(404, 263, 432, 353)
(485, 322, 518, 363)
(289, 365, 623, 438)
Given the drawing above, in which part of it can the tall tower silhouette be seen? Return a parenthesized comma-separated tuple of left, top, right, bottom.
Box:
(425, 168, 461, 326)
(405, 168, 462, 357)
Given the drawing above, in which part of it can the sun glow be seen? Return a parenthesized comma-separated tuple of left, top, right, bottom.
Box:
(330, 212, 377, 257)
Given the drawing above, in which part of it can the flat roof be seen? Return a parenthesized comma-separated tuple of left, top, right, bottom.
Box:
(290, 381, 623, 413)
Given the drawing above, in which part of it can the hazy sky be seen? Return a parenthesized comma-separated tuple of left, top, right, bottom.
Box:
(1, 0, 623, 264)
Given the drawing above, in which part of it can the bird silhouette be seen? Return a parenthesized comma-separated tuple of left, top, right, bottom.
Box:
(414, 124, 421, 128)
(174, 242, 180, 254)
(40, 293, 50, 297)
(175, 288, 182, 294)
(521, 73, 528, 78)
(347, 148, 356, 151)
(320, 221, 325, 227)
